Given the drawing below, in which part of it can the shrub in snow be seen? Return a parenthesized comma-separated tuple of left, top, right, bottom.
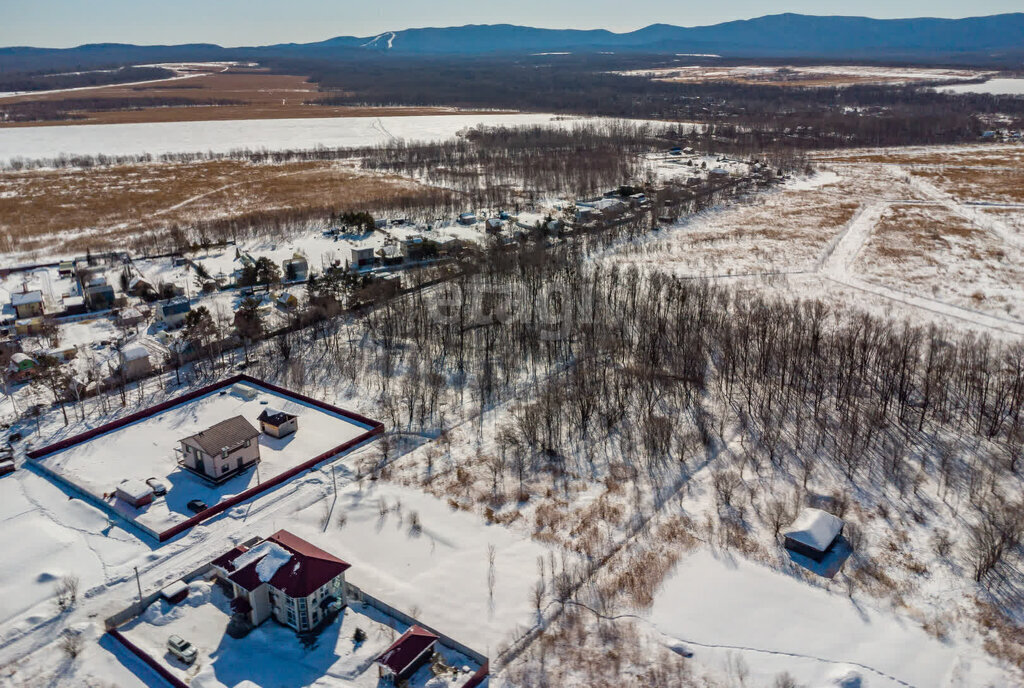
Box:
(54, 575, 79, 612)
(58, 628, 84, 659)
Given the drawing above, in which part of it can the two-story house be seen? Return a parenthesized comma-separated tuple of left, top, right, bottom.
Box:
(178, 416, 260, 483)
(211, 530, 350, 633)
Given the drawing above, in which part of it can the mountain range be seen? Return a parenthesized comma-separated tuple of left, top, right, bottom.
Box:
(3, 13, 1023, 72)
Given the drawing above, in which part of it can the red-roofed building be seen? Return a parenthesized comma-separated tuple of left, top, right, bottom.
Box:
(210, 530, 350, 632)
(376, 625, 440, 681)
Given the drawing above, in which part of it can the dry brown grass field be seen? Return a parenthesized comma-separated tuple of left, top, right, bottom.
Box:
(0, 67, 509, 126)
(0, 159, 445, 255)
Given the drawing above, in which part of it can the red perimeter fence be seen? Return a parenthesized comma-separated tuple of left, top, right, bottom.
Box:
(107, 629, 189, 688)
(27, 374, 384, 542)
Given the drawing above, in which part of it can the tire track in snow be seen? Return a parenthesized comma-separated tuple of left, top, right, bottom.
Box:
(562, 600, 918, 688)
(812, 193, 1024, 336)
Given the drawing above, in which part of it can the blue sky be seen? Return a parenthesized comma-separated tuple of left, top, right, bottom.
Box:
(2, 0, 1021, 48)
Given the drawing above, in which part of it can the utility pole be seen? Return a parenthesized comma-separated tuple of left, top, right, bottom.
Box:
(134, 566, 143, 603)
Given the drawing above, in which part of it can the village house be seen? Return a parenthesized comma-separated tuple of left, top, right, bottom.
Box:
(116, 336, 168, 380)
(282, 254, 309, 282)
(128, 276, 154, 297)
(458, 212, 477, 225)
(376, 625, 440, 682)
(783, 508, 845, 562)
(118, 342, 154, 379)
(257, 407, 298, 438)
(177, 416, 261, 483)
(11, 290, 44, 319)
(379, 244, 403, 265)
(277, 292, 298, 310)
(7, 352, 36, 382)
(351, 247, 375, 268)
(14, 317, 45, 336)
(84, 281, 116, 310)
(400, 236, 430, 261)
(156, 297, 191, 329)
(211, 530, 350, 633)
(58, 260, 76, 277)
(117, 307, 145, 329)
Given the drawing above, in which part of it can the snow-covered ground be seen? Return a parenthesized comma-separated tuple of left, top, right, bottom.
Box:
(645, 548, 1006, 688)
(120, 581, 479, 688)
(35, 381, 373, 535)
(0, 114, 651, 164)
(941, 78, 1024, 95)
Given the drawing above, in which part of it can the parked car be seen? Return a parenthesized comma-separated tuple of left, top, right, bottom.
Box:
(167, 634, 197, 664)
(7, 431, 22, 443)
(186, 499, 208, 514)
(145, 477, 168, 496)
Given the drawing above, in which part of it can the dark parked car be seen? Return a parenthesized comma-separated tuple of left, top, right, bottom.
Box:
(186, 499, 208, 514)
(146, 477, 168, 496)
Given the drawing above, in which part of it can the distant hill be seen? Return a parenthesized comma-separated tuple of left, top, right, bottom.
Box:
(3, 13, 1023, 72)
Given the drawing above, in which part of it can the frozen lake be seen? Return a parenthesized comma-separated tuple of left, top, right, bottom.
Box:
(0, 113, 636, 164)
(941, 78, 1024, 95)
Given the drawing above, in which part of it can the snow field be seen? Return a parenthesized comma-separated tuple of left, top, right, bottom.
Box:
(646, 548, 1007, 688)
(0, 114, 654, 164)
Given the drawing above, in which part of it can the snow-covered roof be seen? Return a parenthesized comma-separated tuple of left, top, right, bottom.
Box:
(183, 415, 259, 456)
(63, 296, 85, 307)
(121, 343, 150, 361)
(10, 352, 32, 364)
(591, 198, 624, 211)
(11, 291, 42, 306)
(225, 530, 350, 597)
(116, 479, 153, 502)
(231, 541, 292, 583)
(784, 508, 844, 552)
(160, 579, 189, 599)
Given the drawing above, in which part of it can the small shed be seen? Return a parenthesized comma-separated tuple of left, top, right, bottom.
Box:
(62, 295, 87, 315)
(376, 625, 439, 681)
(277, 292, 298, 309)
(458, 212, 477, 225)
(115, 479, 154, 508)
(160, 579, 190, 605)
(783, 508, 844, 562)
(257, 407, 298, 438)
